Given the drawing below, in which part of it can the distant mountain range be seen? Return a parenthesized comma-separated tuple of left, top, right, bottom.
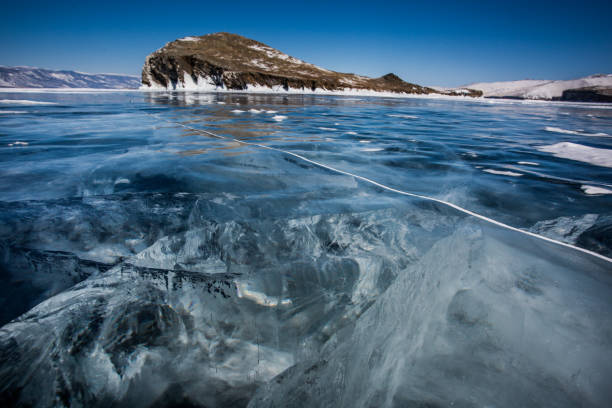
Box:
(0, 66, 140, 89)
(439, 74, 612, 102)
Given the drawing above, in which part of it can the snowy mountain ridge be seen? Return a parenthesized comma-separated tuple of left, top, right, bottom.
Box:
(0, 66, 140, 89)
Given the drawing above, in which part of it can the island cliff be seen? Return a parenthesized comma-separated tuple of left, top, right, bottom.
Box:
(559, 86, 612, 103)
(141, 32, 482, 97)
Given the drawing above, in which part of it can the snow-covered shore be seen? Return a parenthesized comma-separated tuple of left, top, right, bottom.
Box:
(447, 74, 612, 100)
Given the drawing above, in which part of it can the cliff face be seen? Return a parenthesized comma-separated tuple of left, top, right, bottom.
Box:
(559, 86, 612, 103)
(141, 33, 482, 97)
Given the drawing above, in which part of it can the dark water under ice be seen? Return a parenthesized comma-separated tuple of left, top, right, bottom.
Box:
(0, 92, 611, 407)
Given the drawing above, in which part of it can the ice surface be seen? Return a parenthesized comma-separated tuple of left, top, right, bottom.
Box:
(249, 223, 612, 408)
(529, 214, 600, 244)
(0, 203, 458, 407)
(1, 92, 611, 407)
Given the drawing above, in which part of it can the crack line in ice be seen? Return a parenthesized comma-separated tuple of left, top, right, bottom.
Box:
(146, 112, 612, 264)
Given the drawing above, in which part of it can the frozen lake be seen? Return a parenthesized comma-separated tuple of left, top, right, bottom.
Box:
(0, 91, 611, 407)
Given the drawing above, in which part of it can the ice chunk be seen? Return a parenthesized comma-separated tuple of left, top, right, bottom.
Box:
(249, 223, 612, 408)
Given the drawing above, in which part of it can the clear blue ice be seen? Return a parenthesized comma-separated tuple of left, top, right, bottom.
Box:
(0, 92, 611, 407)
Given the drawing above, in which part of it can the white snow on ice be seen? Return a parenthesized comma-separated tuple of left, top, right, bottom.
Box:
(7, 141, 28, 147)
(0, 110, 27, 114)
(0, 99, 57, 105)
(483, 169, 523, 177)
(581, 185, 612, 195)
(388, 114, 419, 119)
(538, 142, 612, 168)
(544, 126, 609, 137)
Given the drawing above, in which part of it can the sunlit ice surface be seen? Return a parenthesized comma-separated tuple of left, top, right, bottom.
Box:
(0, 91, 611, 407)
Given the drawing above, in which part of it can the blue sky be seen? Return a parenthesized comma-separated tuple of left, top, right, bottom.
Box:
(1, 0, 611, 86)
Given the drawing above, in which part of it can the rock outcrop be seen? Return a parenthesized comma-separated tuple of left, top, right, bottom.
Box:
(141, 32, 482, 97)
(559, 86, 612, 103)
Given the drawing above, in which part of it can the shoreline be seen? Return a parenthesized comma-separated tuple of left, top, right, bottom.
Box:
(1, 87, 611, 107)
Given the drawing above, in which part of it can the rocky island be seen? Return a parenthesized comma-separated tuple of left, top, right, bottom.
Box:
(141, 32, 482, 97)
